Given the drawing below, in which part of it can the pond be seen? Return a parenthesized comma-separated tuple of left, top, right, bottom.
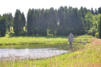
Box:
(0, 48, 68, 60)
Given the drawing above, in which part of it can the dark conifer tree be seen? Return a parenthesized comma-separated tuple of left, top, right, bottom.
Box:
(0, 16, 6, 36)
(13, 9, 25, 35)
(98, 7, 101, 14)
(98, 16, 101, 38)
(3, 13, 13, 33)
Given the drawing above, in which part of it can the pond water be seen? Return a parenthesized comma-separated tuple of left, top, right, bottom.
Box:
(0, 48, 68, 60)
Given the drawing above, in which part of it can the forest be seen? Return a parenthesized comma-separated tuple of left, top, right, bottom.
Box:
(0, 6, 101, 38)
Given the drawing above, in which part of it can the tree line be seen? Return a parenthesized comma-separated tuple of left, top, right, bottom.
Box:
(0, 6, 101, 38)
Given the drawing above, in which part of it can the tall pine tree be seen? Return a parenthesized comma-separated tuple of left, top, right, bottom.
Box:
(98, 16, 101, 38)
(0, 16, 6, 36)
(13, 9, 25, 35)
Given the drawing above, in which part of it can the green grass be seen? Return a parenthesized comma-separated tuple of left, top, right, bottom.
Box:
(0, 35, 97, 67)
(0, 35, 92, 49)
(0, 36, 67, 49)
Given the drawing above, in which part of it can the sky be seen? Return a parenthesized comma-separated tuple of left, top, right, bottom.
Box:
(0, 0, 100, 16)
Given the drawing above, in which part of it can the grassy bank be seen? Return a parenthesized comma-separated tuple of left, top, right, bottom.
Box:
(0, 35, 91, 49)
(0, 36, 67, 49)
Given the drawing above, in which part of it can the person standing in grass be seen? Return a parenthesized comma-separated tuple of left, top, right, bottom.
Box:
(68, 33, 74, 48)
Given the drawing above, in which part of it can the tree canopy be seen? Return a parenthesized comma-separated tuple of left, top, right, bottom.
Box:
(0, 6, 101, 37)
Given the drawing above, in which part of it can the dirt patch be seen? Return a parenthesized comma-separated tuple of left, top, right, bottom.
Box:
(74, 63, 101, 67)
(90, 38, 101, 45)
(87, 63, 101, 67)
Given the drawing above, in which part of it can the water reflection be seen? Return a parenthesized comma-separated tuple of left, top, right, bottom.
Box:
(0, 48, 68, 60)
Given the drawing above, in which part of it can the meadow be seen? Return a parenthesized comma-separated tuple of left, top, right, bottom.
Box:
(0, 35, 91, 50)
(1, 35, 100, 67)
(0, 36, 67, 49)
